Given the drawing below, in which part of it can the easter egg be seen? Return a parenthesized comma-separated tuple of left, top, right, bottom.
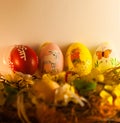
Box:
(93, 42, 119, 72)
(65, 42, 92, 76)
(0, 46, 14, 74)
(38, 42, 64, 75)
(9, 45, 38, 75)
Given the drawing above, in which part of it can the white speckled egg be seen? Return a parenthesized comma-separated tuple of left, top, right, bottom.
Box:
(38, 42, 64, 75)
(93, 42, 120, 72)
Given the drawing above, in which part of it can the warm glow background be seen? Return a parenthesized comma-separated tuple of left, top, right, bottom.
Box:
(0, 0, 120, 52)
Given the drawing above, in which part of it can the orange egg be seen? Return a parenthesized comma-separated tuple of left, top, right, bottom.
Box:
(38, 42, 64, 75)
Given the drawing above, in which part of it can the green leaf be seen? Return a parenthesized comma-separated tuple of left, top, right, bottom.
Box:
(4, 85, 19, 102)
(73, 79, 97, 95)
(5, 85, 18, 95)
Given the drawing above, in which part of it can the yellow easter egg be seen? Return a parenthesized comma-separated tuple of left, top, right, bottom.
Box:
(93, 42, 119, 73)
(65, 42, 92, 76)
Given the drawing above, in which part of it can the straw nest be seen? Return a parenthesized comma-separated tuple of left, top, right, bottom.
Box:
(1, 66, 120, 123)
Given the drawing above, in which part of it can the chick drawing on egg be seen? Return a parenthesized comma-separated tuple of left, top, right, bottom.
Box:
(43, 50, 60, 74)
(39, 42, 64, 75)
(93, 42, 119, 72)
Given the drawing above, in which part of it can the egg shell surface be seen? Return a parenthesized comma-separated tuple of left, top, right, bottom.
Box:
(39, 42, 64, 75)
(93, 42, 119, 72)
(0, 46, 14, 75)
(65, 42, 92, 76)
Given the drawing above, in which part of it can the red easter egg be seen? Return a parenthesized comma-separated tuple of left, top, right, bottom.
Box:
(9, 45, 38, 75)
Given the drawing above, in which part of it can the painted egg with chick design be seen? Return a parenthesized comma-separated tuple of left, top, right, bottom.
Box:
(38, 42, 64, 75)
(93, 42, 119, 72)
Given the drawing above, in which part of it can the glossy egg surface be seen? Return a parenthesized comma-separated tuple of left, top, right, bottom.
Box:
(9, 45, 38, 75)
